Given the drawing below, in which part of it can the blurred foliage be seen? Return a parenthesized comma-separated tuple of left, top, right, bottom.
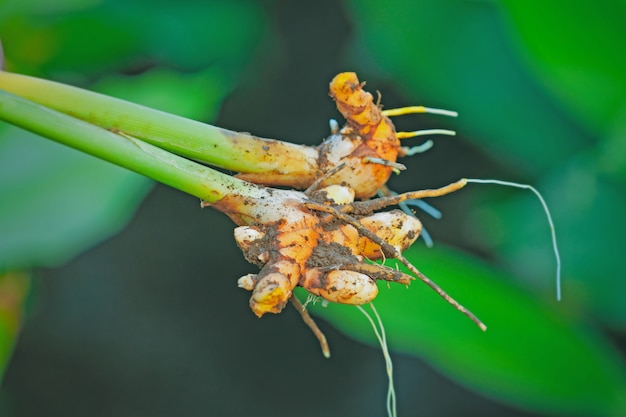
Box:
(0, 124, 150, 269)
(499, 0, 626, 135)
(0, 0, 265, 268)
(345, 0, 590, 176)
(2, 0, 626, 416)
(0, 0, 265, 381)
(0, 0, 261, 79)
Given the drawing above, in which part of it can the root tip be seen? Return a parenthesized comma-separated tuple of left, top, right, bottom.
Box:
(322, 347, 331, 358)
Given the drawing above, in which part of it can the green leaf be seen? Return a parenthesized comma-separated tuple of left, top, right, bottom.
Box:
(303, 245, 626, 416)
(135, 0, 265, 73)
(0, 124, 152, 270)
(0, 0, 266, 78)
(497, 0, 626, 135)
(597, 121, 626, 183)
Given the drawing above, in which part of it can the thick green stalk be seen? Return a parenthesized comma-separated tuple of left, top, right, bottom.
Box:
(0, 89, 265, 203)
(0, 71, 318, 177)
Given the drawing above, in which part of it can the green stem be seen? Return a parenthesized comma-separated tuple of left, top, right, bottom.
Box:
(0, 71, 318, 176)
(0, 89, 265, 203)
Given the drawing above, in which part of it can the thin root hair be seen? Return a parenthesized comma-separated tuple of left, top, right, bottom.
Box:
(357, 303, 397, 417)
(466, 178, 562, 301)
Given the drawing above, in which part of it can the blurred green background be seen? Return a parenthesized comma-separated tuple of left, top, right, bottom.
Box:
(1, 0, 626, 416)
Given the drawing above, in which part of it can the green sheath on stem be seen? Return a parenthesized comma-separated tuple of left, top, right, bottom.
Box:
(0, 71, 318, 176)
(0, 89, 264, 203)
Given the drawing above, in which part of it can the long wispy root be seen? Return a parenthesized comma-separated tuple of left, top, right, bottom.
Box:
(358, 303, 397, 417)
(465, 179, 562, 300)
